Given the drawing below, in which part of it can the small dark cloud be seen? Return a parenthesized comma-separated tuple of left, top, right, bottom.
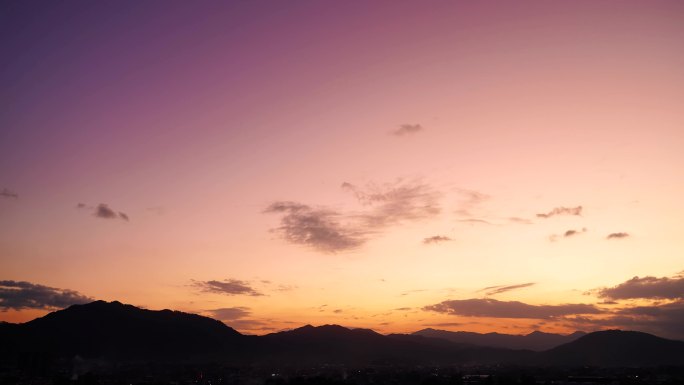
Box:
(79, 203, 130, 221)
(400, 289, 427, 297)
(481, 282, 535, 296)
(423, 298, 602, 319)
(95, 203, 118, 219)
(536, 206, 582, 219)
(394, 307, 412, 311)
(264, 201, 365, 253)
(423, 235, 452, 244)
(549, 228, 586, 242)
(1, 188, 18, 199)
(391, 124, 423, 136)
(607, 232, 629, 240)
(458, 218, 492, 225)
(595, 273, 684, 300)
(0, 280, 92, 311)
(333, 309, 343, 314)
(423, 322, 463, 328)
(194, 279, 263, 297)
(564, 228, 587, 237)
(206, 307, 251, 321)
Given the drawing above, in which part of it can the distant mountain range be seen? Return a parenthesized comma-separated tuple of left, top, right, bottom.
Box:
(413, 328, 587, 351)
(2, 300, 683, 368)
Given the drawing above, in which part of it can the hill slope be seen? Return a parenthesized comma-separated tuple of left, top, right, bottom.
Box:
(541, 330, 684, 366)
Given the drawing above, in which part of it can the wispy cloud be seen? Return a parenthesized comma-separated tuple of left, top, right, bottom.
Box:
(595, 273, 684, 300)
(264, 201, 365, 253)
(342, 180, 441, 227)
(424, 298, 602, 319)
(481, 282, 535, 296)
(536, 206, 582, 219)
(0, 280, 92, 311)
(0, 188, 18, 199)
(193, 279, 263, 296)
(607, 232, 629, 240)
(508, 217, 532, 224)
(266, 180, 441, 253)
(391, 124, 423, 136)
(454, 189, 490, 218)
(423, 235, 452, 244)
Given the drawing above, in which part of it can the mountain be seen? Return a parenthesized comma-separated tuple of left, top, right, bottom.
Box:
(541, 330, 684, 367)
(413, 328, 586, 351)
(0, 300, 245, 361)
(260, 324, 536, 366)
(2, 301, 683, 369)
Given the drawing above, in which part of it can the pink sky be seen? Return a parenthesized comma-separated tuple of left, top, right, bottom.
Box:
(1, 1, 683, 338)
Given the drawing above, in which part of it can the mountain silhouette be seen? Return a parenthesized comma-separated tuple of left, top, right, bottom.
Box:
(0, 300, 244, 361)
(2, 301, 683, 368)
(541, 329, 684, 366)
(413, 328, 586, 351)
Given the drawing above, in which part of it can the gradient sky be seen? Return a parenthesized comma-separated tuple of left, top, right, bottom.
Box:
(1, 1, 683, 339)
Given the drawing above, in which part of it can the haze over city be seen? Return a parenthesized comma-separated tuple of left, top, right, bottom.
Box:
(1, 1, 683, 343)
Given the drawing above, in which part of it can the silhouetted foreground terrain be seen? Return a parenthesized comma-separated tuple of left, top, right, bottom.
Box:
(2, 301, 684, 384)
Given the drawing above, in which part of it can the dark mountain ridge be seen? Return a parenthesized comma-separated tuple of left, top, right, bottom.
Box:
(1, 300, 244, 361)
(2, 301, 683, 368)
(413, 327, 587, 351)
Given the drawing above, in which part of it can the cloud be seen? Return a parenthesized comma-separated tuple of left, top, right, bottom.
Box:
(266, 180, 441, 253)
(0, 280, 92, 311)
(194, 279, 263, 296)
(423, 235, 452, 244)
(264, 201, 365, 253)
(458, 218, 492, 225)
(1, 188, 18, 199)
(78, 203, 130, 221)
(549, 228, 587, 242)
(595, 273, 684, 300)
(607, 232, 629, 240)
(206, 307, 251, 321)
(564, 228, 586, 237)
(394, 307, 412, 311)
(423, 298, 602, 319)
(562, 301, 684, 340)
(508, 217, 532, 224)
(423, 322, 463, 327)
(342, 180, 441, 227)
(400, 289, 427, 297)
(454, 189, 490, 218)
(536, 206, 582, 218)
(481, 283, 535, 296)
(391, 124, 423, 136)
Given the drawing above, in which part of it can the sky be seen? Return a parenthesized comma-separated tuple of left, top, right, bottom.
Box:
(1, 1, 683, 339)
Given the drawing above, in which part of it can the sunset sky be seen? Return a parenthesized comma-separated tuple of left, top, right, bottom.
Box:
(1, 1, 683, 339)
